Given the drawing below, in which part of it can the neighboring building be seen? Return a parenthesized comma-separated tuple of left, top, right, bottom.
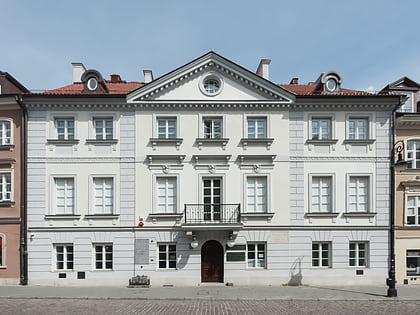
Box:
(383, 77, 420, 285)
(0, 71, 28, 284)
(24, 52, 400, 286)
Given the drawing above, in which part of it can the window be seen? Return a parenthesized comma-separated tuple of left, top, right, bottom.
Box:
(93, 178, 113, 214)
(94, 118, 113, 140)
(311, 176, 332, 212)
(0, 173, 11, 201)
(158, 244, 176, 269)
(87, 78, 98, 91)
(407, 141, 420, 169)
(247, 118, 267, 139)
(204, 78, 220, 94)
(156, 177, 177, 213)
(199, 73, 223, 96)
(55, 118, 75, 140)
(247, 243, 266, 268)
(0, 235, 4, 267)
(348, 176, 369, 212)
(0, 120, 11, 145)
(348, 118, 368, 140)
(55, 244, 74, 270)
(157, 118, 177, 139)
(312, 242, 331, 267)
(247, 177, 267, 213)
(406, 196, 420, 225)
(407, 250, 420, 276)
(203, 118, 222, 139)
(349, 242, 368, 267)
(311, 118, 331, 140)
(94, 244, 113, 270)
(398, 92, 414, 113)
(54, 178, 74, 214)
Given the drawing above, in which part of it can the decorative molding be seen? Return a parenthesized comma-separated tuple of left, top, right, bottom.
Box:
(240, 138, 274, 150)
(0, 217, 21, 224)
(342, 212, 376, 223)
(149, 138, 183, 150)
(146, 155, 186, 164)
(28, 157, 135, 163)
(0, 145, 15, 152)
(46, 139, 80, 145)
(195, 138, 229, 150)
(241, 212, 274, 223)
(290, 156, 389, 162)
(44, 215, 81, 220)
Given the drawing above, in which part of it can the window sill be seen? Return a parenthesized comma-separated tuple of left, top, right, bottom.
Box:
(241, 212, 274, 223)
(0, 266, 7, 269)
(53, 270, 75, 273)
(343, 139, 376, 145)
(240, 138, 274, 150)
(342, 212, 376, 218)
(85, 139, 118, 145)
(0, 145, 14, 151)
(85, 214, 119, 219)
(149, 213, 184, 218)
(156, 269, 178, 272)
(305, 212, 340, 218)
(0, 201, 15, 207)
(45, 214, 81, 220)
(306, 139, 338, 145)
(149, 138, 183, 150)
(47, 139, 80, 145)
(196, 138, 229, 149)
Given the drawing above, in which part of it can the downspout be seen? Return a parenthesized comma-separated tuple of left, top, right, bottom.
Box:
(16, 95, 28, 285)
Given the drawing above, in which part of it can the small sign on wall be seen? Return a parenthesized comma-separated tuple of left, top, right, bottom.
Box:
(135, 239, 150, 265)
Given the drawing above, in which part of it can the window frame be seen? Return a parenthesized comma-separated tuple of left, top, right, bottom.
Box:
(154, 175, 179, 214)
(93, 243, 113, 270)
(0, 172, 12, 202)
(349, 241, 369, 268)
(52, 176, 75, 215)
(155, 116, 178, 139)
(245, 115, 268, 139)
(312, 242, 332, 268)
(309, 174, 334, 213)
(346, 116, 370, 140)
(245, 175, 269, 213)
(93, 117, 114, 140)
(0, 118, 13, 145)
(406, 139, 420, 169)
(310, 116, 332, 140)
(89, 175, 116, 215)
(247, 242, 266, 269)
(200, 115, 224, 139)
(405, 195, 420, 226)
(54, 117, 76, 140)
(53, 243, 74, 271)
(346, 174, 372, 213)
(406, 249, 420, 276)
(0, 233, 5, 268)
(157, 243, 177, 270)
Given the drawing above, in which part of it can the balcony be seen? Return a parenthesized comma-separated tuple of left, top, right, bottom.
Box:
(183, 204, 242, 229)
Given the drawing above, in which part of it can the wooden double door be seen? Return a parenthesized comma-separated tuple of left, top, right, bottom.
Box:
(201, 240, 224, 283)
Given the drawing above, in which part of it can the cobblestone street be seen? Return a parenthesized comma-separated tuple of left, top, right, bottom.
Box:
(1, 299, 420, 315)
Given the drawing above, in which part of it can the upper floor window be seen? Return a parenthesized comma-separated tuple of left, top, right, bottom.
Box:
(158, 118, 177, 139)
(93, 177, 114, 214)
(203, 118, 222, 139)
(54, 178, 74, 215)
(156, 177, 177, 213)
(94, 118, 113, 140)
(407, 141, 420, 169)
(246, 176, 267, 213)
(398, 92, 414, 113)
(311, 176, 332, 212)
(348, 118, 368, 140)
(0, 120, 12, 145)
(247, 117, 267, 139)
(55, 118, 75, 140)
(406, 196, 420, 225)
(348, 176, 369, 212)
(0, 173, 12, 201)
(311, 118, 331, 140)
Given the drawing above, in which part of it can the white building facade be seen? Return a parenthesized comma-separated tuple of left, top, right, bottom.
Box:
(24, 52, 399, 286)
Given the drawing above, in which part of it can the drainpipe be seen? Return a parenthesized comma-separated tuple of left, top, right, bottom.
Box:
(16, 95, 28, 285)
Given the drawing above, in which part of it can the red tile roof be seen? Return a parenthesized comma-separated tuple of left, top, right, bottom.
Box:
(40, 81, 144, 95)
(279, 84, 373, 96)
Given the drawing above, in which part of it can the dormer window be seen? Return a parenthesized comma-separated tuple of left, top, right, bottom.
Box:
(320, 71, 342, 94)
(326, 78, 337, 92)
(87, 78, 98, 91)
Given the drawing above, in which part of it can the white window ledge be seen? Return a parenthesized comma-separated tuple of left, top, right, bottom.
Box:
(46, 139, 80, 145)
(196, 138, 229, 150)
(342, 212, 376, 217)
(241, 212, 274, 223)
(305, 212, 339, 217)
(306, 139, 338, 145)
(85, 139, 118, 145)
(84, 214, 119, 219)
(45, 214, 81, 220)
(343, 139, 375, 145)
(148, 213, 183, 224)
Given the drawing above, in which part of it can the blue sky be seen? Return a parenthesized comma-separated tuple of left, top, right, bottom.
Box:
(2, 0, 420, 92)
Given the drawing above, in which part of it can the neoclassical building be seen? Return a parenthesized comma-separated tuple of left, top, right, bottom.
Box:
(23, 52, 400, 286)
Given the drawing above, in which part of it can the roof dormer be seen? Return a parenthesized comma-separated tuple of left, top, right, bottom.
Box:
(81, 69, 109, 94)
(319, 71, 342, 94)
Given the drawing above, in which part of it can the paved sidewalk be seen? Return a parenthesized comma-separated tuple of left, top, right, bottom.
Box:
(0, 284, 419, 301)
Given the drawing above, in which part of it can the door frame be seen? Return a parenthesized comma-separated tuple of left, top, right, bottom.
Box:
(201, 240, 224, 283)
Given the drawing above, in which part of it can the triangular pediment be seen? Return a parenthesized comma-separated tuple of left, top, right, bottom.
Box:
(387, 77, 420, 90)
(127, 52, 295, 103)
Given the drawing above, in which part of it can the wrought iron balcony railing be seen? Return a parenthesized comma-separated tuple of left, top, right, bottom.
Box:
(184, 204, 241, 225)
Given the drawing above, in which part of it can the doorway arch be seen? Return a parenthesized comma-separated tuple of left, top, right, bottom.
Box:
(201, 240, 224, 283)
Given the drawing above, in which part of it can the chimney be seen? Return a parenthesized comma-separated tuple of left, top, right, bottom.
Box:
(256, 59, 271, 80)
(72, 63, 86, 83)
(290, 78, 299, 85)
(143, 70, 153, 83)
(110, 74, 122, 83)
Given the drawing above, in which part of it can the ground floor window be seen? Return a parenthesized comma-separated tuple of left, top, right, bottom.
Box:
(349, 242, 368, 267)
(406, 250, 420, 276)
(54, 244, 74, 270)
(158, 244, 176, 269)
(247, 243, 266, 268)
(94, 244, 113, 270)
(312, 242, 331, 267)
(0, 235, 3, 266)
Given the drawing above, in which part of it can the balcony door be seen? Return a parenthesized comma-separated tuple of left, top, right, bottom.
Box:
(203, 178, 222, 222)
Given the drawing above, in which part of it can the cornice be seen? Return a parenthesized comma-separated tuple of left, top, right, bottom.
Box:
(28, 157, 135, 163)
(290, 156, 389, 162)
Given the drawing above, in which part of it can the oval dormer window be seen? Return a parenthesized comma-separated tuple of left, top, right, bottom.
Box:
(199, 72, 223, 96)
(326, 78, 337, 92)
(87, 78, 98, 91)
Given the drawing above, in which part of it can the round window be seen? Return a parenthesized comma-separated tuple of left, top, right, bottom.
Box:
(326, 78, 337, 92)
(199, 73, 223, 96)
(204, 78, 220, 94)
(87, 78, 98, 91)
